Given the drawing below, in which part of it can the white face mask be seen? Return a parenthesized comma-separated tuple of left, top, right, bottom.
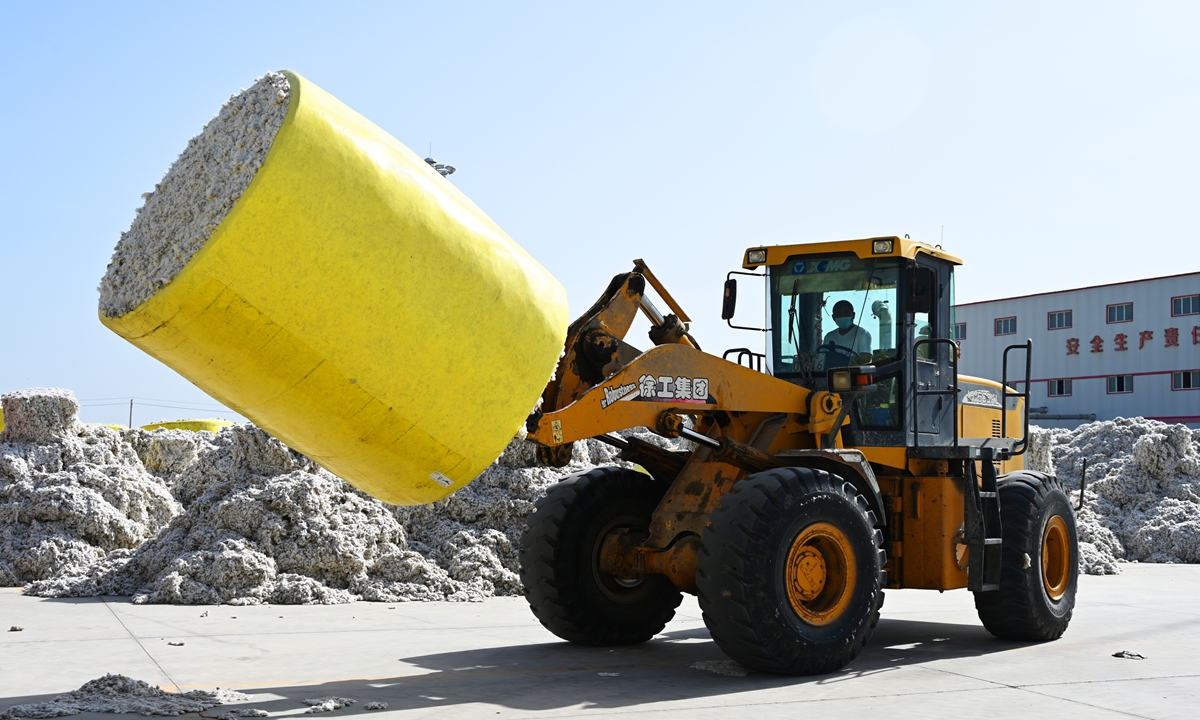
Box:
(834, 316, 854, 330)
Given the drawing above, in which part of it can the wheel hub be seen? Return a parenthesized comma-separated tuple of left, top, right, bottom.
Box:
(789, 548, 827, 600)
(785, 522, 856, 626)
(1042, 514, 1070, 601)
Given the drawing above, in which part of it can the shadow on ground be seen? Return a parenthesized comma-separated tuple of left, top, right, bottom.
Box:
(1, 616, 1032, 716)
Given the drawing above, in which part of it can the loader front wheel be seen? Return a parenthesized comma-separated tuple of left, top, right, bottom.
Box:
(519, 466, 682, 645)
(974, 472, 1078, 641)
(696, 467, 885, 675)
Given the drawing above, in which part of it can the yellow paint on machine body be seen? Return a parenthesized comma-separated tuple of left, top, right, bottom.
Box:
(101, 71, 569, 506)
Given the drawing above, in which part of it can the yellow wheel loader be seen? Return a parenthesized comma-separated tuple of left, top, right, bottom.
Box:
(521, 237, 1078, 676)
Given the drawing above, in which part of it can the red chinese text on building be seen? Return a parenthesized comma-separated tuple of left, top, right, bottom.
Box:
(1066, 337, 1080, 355)
(1090, 335, 1103, 353)
(1194, 326, 1200, 345)
(1165, 328, 1179, 347)
(1138, 330, 1153, 349)
(1114, 333, 1128, 351)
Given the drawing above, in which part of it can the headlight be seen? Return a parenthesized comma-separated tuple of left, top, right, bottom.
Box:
(872, 239, 894, 254)
(831, 370, 852, 392)
(747, 249, 767, 264)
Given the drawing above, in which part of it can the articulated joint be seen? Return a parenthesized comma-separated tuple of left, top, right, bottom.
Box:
(599, 531, 700, 594)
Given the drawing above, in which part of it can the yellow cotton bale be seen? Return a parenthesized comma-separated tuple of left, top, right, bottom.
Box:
(100, 70, 568, 505)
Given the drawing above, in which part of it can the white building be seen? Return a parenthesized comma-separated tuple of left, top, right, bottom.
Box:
(954, 272, 1200, 428)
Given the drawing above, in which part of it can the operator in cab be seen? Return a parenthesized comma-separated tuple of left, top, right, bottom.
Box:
(821, 300, 872, 364)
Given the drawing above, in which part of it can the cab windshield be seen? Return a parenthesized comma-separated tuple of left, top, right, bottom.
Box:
(769, 254, 901, 381)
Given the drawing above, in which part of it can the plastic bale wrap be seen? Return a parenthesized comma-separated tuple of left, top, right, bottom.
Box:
(99, 71, 568, 505)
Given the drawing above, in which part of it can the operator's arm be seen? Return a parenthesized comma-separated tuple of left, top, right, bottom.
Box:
(855, 328, 873, 356)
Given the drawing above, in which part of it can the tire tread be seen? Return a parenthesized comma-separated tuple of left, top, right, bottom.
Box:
(974, 471, 1078, 641)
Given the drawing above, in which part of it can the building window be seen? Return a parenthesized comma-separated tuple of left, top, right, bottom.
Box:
(995, 317, 1016, 336)
(1047, 310, 1072, 330)
(1047, 379, 1072, 397)
(953, 322, 967, 340)
(1107, 302, 1133, 324)
(1107, 375, 1134, 394)
(1173, 370, 1200, 390)
(1173, 295, 1199, 317)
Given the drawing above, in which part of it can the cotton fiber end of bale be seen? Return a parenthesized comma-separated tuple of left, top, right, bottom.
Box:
(98, 72, 291, 318)
(0, 388, 83, 443)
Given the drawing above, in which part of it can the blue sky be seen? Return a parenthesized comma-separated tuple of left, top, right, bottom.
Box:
(2, 2, 1197, 426)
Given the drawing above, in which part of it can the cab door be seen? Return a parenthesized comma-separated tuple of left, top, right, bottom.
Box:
(907, 257, 956, 447)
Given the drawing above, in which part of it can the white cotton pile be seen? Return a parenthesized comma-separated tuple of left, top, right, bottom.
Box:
(21, 406, 678, 604)
(98, 72, 291, 318)
(124, 428, 218, 484)
(28, 424, 435, 604)
(1029, 418, 1200, 575)
(0, 389, 180, 588)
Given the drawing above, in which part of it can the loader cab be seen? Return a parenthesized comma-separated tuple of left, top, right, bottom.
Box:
(739, 237, 960, 448)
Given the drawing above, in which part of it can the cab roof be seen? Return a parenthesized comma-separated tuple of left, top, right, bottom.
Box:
(742, 236, 964, 269)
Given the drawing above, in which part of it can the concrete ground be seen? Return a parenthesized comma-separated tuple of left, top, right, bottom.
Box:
(1, 565, 1196, 719)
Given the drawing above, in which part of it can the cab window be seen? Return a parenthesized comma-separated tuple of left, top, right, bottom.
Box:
(770, 255, 901, 380)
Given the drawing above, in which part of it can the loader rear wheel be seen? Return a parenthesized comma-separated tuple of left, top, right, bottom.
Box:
(696, 467, 885, 675)
(519, 466, 682, 645)
(974, 471, 1078, 641)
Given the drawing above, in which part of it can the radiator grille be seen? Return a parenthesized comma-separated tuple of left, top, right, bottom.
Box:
(992, 419, 1002, 438)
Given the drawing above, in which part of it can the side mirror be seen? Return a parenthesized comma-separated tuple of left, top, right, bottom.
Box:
(907, 266, 936, 315)
(721, 278, 738, 320)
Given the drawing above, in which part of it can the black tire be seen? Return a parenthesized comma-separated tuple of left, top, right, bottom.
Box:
(519, 466, 682, 645)
(696, 467, 886, 676)
(974, 471, 1079, 641)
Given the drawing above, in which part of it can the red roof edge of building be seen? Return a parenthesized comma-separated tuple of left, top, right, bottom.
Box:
(1146, 415, 1200, 424)
(955, 271, 1200, 308)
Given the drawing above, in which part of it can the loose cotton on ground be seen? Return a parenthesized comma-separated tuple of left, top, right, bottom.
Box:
(0, 674, 249, 719)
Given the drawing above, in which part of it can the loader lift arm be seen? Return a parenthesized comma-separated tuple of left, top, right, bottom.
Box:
(530, 261, 698, 465)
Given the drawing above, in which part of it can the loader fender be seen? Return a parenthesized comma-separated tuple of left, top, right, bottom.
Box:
(772, 449, 886, 528)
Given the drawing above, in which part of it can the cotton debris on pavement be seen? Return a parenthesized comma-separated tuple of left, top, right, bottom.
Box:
(0, 674, 249, 718)
(302, 698, 356, 714)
